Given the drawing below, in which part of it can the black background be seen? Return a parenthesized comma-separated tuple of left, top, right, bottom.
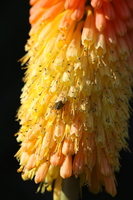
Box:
(1, 1, 133, 199)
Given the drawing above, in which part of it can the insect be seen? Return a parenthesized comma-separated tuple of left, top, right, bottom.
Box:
(54, 101, 65, 110)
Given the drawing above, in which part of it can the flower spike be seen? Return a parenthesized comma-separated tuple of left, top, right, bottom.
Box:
(15, 0, 133, 199)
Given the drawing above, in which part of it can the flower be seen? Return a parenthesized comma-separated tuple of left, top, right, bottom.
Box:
(15, 0, 133, 198)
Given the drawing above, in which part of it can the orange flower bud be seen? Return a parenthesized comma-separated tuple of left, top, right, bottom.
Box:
(103, 175, 117, 197)
(73, 150, 84, 175)
(94, 7, 106, 31)
(35, 162, 49, 184)
(50, 150, 64, 166)
(60, 156, 72, 178)
(25, 154, 36, 170)
(62, 138, 75, 156)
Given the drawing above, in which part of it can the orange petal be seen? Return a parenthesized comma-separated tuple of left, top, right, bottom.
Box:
(62, 138, 75, 156)
(20, 151, 29, 166)
(71, 0, 86, 21)
(53, 121, 66, 141)
(59, 10, 74, 31)
(105, 21, 117, 46)
(117, 36, 129, 55)
(113, 14, 127, 36)
(40, 0, 57, 8)
(50, 150, 64, 166)
(89, 166, 102, 194)
(21, 169, 29, 180)
(35, 162, 49, 183)
(21, 140, 35, 152)
(126, 0, 133, 10)
(25, 153, 36, 170)
(103, 1, 115, 20)
(60, 156, 72, 178)
(99, 150, 112, 177)
(87, 148, 97, 170)
(103, 175, 117, 197)
(91, 0, 103, 9)
(41, 1, 64, 21)
(94, 7, 106, 32)
(73, 150, 84, 175)
(82, 6, 96, 48)
(26, 128, 37, 141)
(64, 0, 78, 9)
(70, 116, 82, 137)
(113, 0, 131, 19)
(124, 33, 133, 52)
(125, 16, 133, 30)
(30, 0, 39, 6)
(29, 1, 45, 24)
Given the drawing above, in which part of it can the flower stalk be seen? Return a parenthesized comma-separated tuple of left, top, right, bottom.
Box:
(60, 176, 80, 200)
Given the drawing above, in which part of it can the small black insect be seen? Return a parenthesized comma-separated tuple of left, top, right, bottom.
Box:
(54, 101, 65, 110)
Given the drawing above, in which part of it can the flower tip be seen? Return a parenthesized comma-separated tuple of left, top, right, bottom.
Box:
(91, 0, 103, 9)
(104, 176, 117, 197)
(95, 7, 106, 32)
(21, 170, 29, 181)
(97, 24, 106, 32)
(64, 0, 76, 9)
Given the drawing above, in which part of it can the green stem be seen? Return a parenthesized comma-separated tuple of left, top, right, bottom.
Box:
(60, 176, 80, 200)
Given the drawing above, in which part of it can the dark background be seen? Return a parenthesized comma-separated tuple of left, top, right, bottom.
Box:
(0, 1, 133, 199)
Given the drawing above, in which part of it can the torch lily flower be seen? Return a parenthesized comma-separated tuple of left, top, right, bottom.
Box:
(15, 0, 133, 199)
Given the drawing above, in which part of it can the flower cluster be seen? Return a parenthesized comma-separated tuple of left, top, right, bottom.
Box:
(15, 0, 133, 198)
